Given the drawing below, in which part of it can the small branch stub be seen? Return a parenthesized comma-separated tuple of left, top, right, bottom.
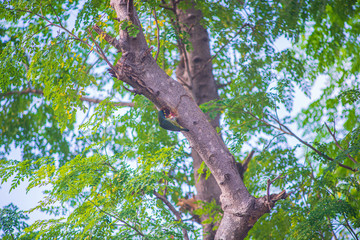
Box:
(266, 174, 287, 210)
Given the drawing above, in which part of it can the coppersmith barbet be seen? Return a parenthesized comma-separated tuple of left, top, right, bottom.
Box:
(158, 109, 189, 132)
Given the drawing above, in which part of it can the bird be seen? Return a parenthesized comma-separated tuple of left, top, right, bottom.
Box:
(158, 109, 189, 132)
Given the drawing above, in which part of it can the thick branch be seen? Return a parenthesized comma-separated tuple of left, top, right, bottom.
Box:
(93, 25, 123, 52)
(1, 88, 44, 97)
(1, 88, 134, 107)
(80, 96, 134, 107)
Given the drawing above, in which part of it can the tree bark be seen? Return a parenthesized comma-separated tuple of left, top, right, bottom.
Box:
(108, 1, 288, 239)
(174, 4, 222, 239)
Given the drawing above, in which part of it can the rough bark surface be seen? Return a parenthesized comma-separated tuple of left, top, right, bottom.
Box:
(175, 5, 222, 239)
(108, 1, 288, 239)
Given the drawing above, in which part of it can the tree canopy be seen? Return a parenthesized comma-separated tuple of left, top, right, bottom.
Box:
(1, 0, 360, 239)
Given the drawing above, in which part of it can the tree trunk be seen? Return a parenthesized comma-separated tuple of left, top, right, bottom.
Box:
(175, 5, 222, 239)
(108, 1, 289, 239)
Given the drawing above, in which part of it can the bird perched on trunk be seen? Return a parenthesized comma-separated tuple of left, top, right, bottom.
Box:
(158, 108, 189, 132)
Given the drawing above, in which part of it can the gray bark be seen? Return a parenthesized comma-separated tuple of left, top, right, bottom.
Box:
(108, 1, 288, 239)
(175, 5, 222, 239)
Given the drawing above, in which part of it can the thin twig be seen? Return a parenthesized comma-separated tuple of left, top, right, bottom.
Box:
(86, 57, 101, 75)
(343, 213, 359, 240)
(245, 111, 356, 172)
(0, 88, 44, 97)
(326, 215, 338, 240)
(23, 23, 52, 43)
(153, 9, 161, 62)
(263, 133, 286, 150)
(69, 181, 146, 238)
(84, 194, 146, 237)
(7, 8, 102, 56)
(48, 3, 62, 26)
(153, 191, 189, 240)
(88, 29, 108, 63)
(87, 27, 122, 84)
(268, 115, 356, 172)
(103, 160, 118, 172)
(244, 111, 290, 135)
(324, 122, 357, 164)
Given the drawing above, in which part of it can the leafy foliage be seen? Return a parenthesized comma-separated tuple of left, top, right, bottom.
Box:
(0, 0, 359, 239)
(0, 203, 35, 239)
